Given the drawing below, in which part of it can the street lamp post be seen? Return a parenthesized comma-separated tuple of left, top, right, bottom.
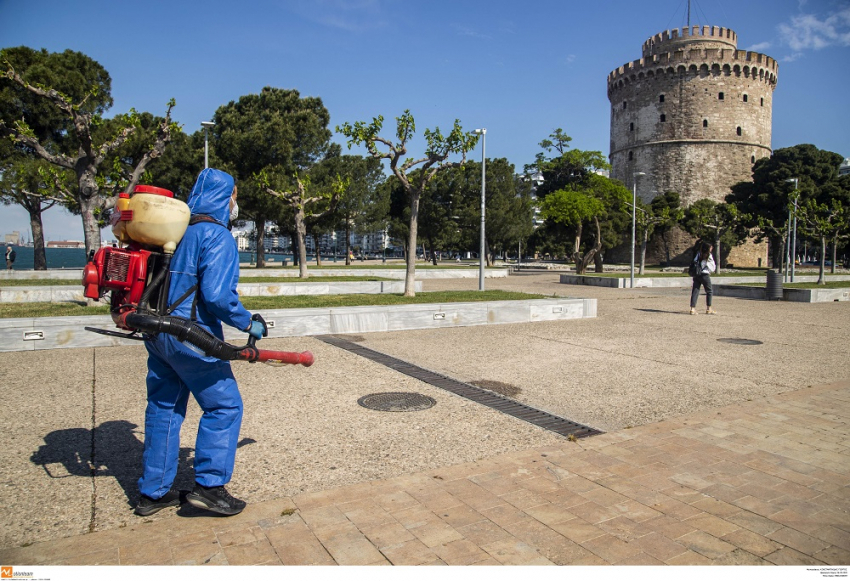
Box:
(473, 129, 487, 291)
(630, 172, 646, 289)
(201, 121, 215, 168)
(786, 178, 799, 282)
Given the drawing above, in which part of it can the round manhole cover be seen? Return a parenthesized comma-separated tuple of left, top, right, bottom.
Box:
(718, 338, 763, 345)
(357, 392, 436, 412)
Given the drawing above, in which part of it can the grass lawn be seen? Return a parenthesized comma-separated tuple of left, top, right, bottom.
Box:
(571, 270, 768, 278)
(0, 290, 544, 319)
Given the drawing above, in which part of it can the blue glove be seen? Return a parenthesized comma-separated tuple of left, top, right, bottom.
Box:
(248, 319, 267, 340)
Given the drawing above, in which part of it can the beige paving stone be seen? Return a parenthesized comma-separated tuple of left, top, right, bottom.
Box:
(118, 539, 174, 565)
(690, 496, 741, 518)
(215, 525, 266, 548)
(298, 505, 350, 530)
(810, 524, 850, 548)
(733, 495, 782, 517)
(481, 538, 552, 565)
(469, 556, 502, 565)
(360, 521, 415, 549)
(813, 545, 850, 566)
(51, 548, 120, 565)
(612, 498, 663, 522)
(171, 540, 226, 566)
(518, 476, 564, 495)
(431, 538, 490, 565)
(479, 503, 528, 528)
(437, 503, 486, 529)
(658, 483, 706, 505)
(318, 529, 385, 565)
(274, 540, 335, 566)
(221, 539, 279, 565)
(498, 488, 548, 510)
(380, 538, 438, 565)
(614, 551, 666, 565)
(408, 519, 464, 548)
(764, 546, 827, 566)
(568, 500, 619, 524)
(768, 525, 831, 555)
(580, 533, 642, 564)
(390, 506, 439, 530)
(455, 520, 513, 547)
(683, 512, 741, 537)
(633, 531, 688, 562)
(645, 515, 699, 540)
(372, 490, 421, 513)
(524, 502, 577, 526)
(410, 490, 466, 512)
(665, 549, 713, 565)
(712, 547, 772, 565)
(597, 515, 653, 542)
(677, 530, 736, 559)
(720, 527, 782, 557)
(549, 518, 606, 544)
(339, 501, 396, 530)
(579, 486, 629, 507)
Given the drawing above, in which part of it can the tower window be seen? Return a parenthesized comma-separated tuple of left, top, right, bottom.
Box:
(743, 94, 748, 102)
(623, 101, 627, 109)
(751, 155, 756, 164)
(659, 94, 665, 102)
(737, 126, 742, 136)
(718, 92, 725, 100)
(628, 151, 634, 161)
(660, 114, 666, 122)
(761, 97, 764, 106)
(629, 122, 634, 131)
(703, 119, 708, 128)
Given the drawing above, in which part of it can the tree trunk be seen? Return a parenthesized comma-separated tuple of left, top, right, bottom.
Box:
(79, 195, 102, 258)
(572, 223, 585, 274)
(429, 238, 438, 266)
(485, 239, 492, 267)
(345, 217, 351, 266)
(314, 233, 322, 267)
(831, 234, 838, 274)
(593, 251, 603, 273)
(28, 209, 48, 270)
(255, 217, 267, 268)
(639, 228, 648, 275)
(818, 235, 826, 285)
(295, 209, 308, 278)
(404, 191, 421, 297)
(715, 232, 721, 274)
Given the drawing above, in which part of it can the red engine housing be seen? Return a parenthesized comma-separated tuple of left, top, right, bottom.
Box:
(83, 246, 152, 327)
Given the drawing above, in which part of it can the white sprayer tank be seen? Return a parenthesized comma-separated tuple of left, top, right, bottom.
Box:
(112, 185, 191, 254)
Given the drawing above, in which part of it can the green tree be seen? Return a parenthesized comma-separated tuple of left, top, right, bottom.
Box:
(212, 87, 332, 267)
(682, 199, 749, 273)
(728, 144, 845, 271)
(0, 158, 67, 269)
(540, 173, 630, 274)
(636, 192, 683, 274)
(796, 196, 848, 284)
(0, 47, 177, 255)
(337, 110, 478, 296)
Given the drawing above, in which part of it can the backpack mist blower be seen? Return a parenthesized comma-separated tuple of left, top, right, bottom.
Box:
(82, 185, 313, 367)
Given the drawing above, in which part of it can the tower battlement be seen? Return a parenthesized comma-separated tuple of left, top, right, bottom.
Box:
(643, 25, 737, 57)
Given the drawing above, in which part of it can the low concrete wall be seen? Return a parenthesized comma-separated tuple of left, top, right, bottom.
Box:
(0, 268, 509, 282)
(560, 273, 850, 289)
(714, 285, 850, 303)
(0, 281, 424, 303)
(0, 297, 596, 353)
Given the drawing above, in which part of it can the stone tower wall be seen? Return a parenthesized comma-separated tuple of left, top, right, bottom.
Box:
(607, 26, 778, 266)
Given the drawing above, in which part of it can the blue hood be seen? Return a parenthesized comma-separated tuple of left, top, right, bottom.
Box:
(186, 168, 234, 226)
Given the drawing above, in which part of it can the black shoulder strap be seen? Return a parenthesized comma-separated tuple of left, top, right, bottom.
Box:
(165, 283, 199, 319)
(189, 214, 221, 226)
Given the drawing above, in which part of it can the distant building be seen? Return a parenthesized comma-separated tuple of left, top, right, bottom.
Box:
(46, 240, 85, 249)
(840, 158, 850, 176)
(4, 231, 21, 245)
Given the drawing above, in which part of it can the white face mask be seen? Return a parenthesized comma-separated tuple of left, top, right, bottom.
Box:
(230, 200, 239, 222)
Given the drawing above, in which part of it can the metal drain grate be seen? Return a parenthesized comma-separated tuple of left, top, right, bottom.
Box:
(358, 392, 436, 412)
(718, 338, 764, 345)
(318, 335, 603, 439)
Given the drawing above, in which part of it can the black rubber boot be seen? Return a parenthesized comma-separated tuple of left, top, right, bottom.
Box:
(134, 488, 182, 516)
(186, 484, 246, 516)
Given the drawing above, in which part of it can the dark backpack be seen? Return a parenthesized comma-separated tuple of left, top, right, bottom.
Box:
(688, 253, 700, 277)
(8, 249, 15, 262)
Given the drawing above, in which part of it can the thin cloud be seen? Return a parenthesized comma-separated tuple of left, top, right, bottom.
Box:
(777, 5, 850, 51)
(565, 54, 577, 65)
(746, 41, 773, 51)
(451, 23, 492, 40)
(289, 0, 387, 32)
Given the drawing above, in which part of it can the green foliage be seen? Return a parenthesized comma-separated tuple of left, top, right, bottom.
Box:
(540, 188, 604, 226)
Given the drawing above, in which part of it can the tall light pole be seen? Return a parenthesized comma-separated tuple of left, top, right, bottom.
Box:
(201, 121, 215, 168)
(630, 172, 646, 289)
(786, 178, 799, 282)
(473, 129, 486, 291)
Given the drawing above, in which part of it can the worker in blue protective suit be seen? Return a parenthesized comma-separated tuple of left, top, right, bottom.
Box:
(135, 168, 266, 517)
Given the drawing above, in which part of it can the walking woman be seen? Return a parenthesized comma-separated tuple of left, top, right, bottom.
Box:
(690, 242, 716, 315)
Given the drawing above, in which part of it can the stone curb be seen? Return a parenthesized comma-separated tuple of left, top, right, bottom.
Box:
(560, 273, 850, 288)
(0, 297, 596, 352)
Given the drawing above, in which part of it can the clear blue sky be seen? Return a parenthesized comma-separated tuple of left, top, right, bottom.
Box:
(2, 0, 848, 241)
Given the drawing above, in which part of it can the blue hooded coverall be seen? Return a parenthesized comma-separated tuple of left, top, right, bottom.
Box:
(138, 168, 253, 499)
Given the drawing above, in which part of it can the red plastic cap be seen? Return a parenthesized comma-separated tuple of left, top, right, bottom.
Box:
(133, 185, 174, 198)
(119, 192, 130, 199)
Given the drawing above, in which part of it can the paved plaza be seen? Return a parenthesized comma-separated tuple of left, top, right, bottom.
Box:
(0, 272, 847, 566)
